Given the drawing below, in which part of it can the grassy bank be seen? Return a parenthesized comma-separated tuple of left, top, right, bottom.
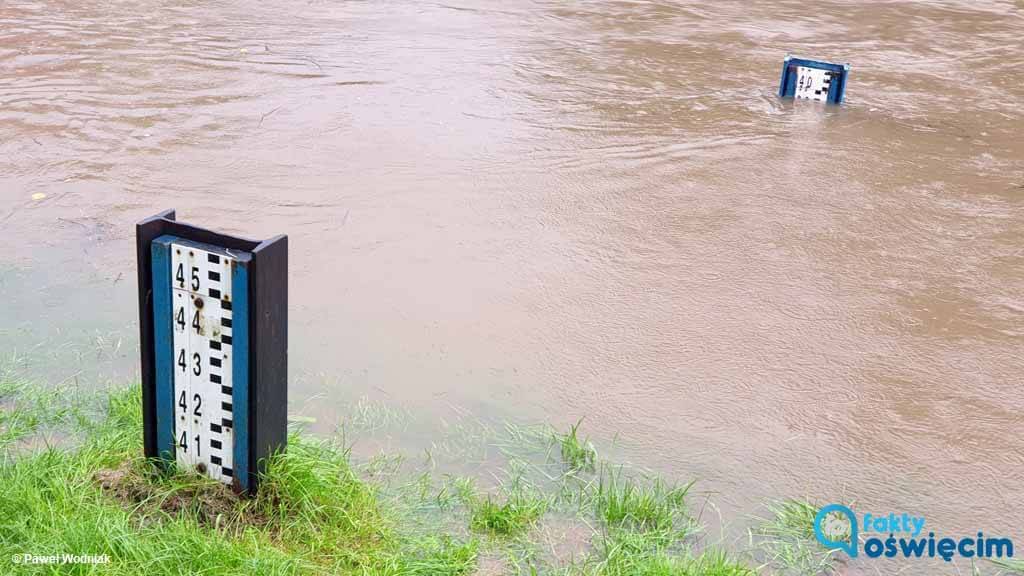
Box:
(1, 376, 1019, 575)
(0, 374, 752, 575)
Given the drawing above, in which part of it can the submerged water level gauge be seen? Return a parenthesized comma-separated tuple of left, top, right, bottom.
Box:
(136, 210, 287, 494)
(779, 55, 850, 104)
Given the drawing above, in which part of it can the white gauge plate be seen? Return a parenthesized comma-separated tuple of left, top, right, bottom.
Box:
(169, 242, 236, 484)
(794, 66, 833, 102)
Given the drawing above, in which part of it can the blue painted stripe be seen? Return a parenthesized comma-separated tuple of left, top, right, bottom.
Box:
(779, 62, 799, 98)
(232, 259, 250, 492)
(151, 235, 178, 464)
(786, 57, 846, 74)
(778, 56, 792, 97)
(832, 65, 850, 104)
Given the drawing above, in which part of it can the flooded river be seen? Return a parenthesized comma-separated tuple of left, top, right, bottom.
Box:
(1, 0, 1022, 570)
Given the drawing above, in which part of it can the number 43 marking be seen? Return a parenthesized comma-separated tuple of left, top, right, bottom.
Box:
(177, 349, 202, 375)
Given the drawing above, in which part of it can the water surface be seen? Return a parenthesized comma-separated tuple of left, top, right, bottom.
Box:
(1, 1, 1022, 571)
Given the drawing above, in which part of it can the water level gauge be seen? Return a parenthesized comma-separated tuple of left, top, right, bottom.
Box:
(136, 210, 288, 494)
(779, 55, 850, 104)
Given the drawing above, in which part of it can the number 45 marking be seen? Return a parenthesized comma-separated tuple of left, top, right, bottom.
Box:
(175, 263, 201, 291)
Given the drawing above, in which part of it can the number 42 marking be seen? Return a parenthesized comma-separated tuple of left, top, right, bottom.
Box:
(177, 390, 202, 417)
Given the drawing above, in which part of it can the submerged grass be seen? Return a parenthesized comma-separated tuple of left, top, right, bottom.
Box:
(749, 499, 840, 576)
(596, 546, 755, 576)
(469, 492, 549, 537)
(594, 472, 692, 534)
(992, 559, 1024, 574)
(558, 421, 596, 474)
(758, 500, 818, 541)
(1, 376, 767, 575)
(0, 375, 73, 447)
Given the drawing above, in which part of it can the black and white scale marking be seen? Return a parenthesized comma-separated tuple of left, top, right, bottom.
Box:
(794, 65, 834, 102)
(170, 243, 236, 484)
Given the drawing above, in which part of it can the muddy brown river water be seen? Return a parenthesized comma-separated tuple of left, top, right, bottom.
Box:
(1, 0, 1022, 571)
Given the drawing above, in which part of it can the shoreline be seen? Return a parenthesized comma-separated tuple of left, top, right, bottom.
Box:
(2, 380, 1019, 575)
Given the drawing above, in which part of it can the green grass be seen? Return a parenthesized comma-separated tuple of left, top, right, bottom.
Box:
(469, 492, 549, 537)
(0, 385, 478, 575)
(0, 382, 764, 575)
(594, 471, 692, 535)
(558, 421, 596, 473)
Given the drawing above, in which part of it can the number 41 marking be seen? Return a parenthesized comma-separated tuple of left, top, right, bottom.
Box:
(178, 431, 201, 457)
